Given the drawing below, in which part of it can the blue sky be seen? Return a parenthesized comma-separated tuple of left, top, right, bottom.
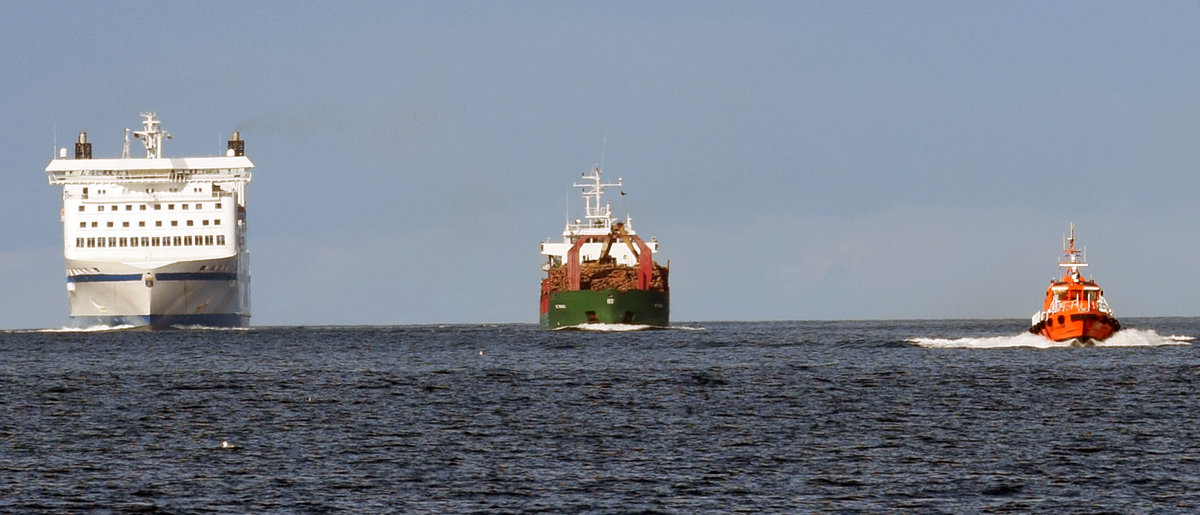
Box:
(1, 2, 1198, 327)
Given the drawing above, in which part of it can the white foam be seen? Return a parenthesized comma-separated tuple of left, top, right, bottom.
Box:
(168, 325, 251, 331)
(552, 323, 702, 332)
(908, 328, 1191, 349)
(554, 323, 655, 332)
(32, 324, 139, 333)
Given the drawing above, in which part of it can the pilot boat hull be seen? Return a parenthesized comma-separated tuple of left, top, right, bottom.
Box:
(1030, 311, 1120, 344)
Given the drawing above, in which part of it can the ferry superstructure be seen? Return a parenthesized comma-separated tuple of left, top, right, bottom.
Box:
(539, 165, 669, 328)
(46, 113, 253, 328)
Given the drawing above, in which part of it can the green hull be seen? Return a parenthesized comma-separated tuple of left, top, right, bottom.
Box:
(541, 289, 669, 329)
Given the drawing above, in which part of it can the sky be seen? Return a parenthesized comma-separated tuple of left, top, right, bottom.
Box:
(1, 1, 1199, 328)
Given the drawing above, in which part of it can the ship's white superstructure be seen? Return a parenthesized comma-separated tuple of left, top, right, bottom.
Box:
(539, 165, 658, 269)
(46, 113, 253, 328)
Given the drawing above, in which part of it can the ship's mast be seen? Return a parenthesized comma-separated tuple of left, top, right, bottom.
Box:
(572, 164, 622, 229)
(132, 112, 171, 158)
(1059, 222, 1088, 277)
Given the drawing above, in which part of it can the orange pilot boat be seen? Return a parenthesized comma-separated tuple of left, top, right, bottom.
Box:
(1029, 223, 1120, 345)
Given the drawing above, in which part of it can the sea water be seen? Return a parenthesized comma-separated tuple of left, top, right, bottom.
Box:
(1, 318, 1198, 512)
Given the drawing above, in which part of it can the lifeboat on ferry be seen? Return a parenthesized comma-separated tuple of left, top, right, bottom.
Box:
(1029, 224, 1120, 345)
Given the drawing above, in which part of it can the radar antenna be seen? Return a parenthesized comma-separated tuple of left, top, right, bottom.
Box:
(132, 112, 171, 158)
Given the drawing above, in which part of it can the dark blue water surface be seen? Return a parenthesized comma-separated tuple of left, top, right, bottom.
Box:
(2, 318, 1199, 513)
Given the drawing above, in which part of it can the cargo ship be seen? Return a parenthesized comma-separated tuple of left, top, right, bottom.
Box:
(45, 113, 253, 328)
(1029, 223, 1120, 344)
(539, 164, 668, 329)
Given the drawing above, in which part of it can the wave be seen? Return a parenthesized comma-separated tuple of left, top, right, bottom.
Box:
(908, 328, 1192, 349)
(17, 324, 252, 333)
(30, 324, 140, 333)
(167, 325, 251, 331)
(552, 323, 705, 332)
(553, 323, 656, 332)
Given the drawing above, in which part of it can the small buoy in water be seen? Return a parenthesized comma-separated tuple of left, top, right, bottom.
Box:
(221, 440, 236, 449)
(479, 350, 484, 356)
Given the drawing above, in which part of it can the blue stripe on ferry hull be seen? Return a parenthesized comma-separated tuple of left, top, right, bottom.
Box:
(70, 313, 249, 329)
(68, 273, 238, 283)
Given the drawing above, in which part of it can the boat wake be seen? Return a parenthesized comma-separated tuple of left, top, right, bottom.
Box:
(22, 324, 250, 333)
(551, 323, 700, 332)
(32, 324, 140, 333)
(554, 323, 659, 332)
(908, 328, 1193, 349)
(168, 325, 251, 331)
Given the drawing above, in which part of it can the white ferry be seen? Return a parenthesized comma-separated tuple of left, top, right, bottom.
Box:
(46, 113, 253, 328)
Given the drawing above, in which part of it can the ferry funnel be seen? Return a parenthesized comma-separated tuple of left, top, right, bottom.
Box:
(227, 131, 244, 157)
(74, 132, 92, 159)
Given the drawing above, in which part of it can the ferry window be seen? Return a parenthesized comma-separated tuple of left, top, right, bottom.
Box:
(203, 220, 210, 226)
(152, 237, 160, 247)
(182, 204, 189, 210)
(168, 204, 174, 210)
(195, 203, 201, 210)
(78, 206, 85, 212)
(91, 222, 98, 228)
(122, 222, 129, 228)
(97, 238, 105, 248)
(171, 221, 178, 227)
(154, 204, 161, 210)
(119, 237, 128, 247)
(76, 238, 83, 247)
(130, 238, 138, 248)
(111, 205, 117, 211)
(138, 221, 145, 227)
(98, 205, 104, 212)
(140, 205, 147, 211)
(184, 236, 193, 246)
(141, 237, 149, 246)
(214, 219, 221, 226)
(87, 238, 95, 248)
(205, 235, 213, 245)
(155, 221, 162, 227)
(79, 222, 86, 228)
(173, 236, 182, 246)
(107, 222, 114, 228)
(217, 235, 225, 245)
(187, 220, 194, 227)
(215, 203, 222, 209)
(108, 237, 116, 247)
(125, 205, 132, 211)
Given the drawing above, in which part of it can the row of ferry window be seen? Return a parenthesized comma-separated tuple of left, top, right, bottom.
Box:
(75, 235, 227, 248)
(79, 219, 222, 228)
(78, 202, 223, 212)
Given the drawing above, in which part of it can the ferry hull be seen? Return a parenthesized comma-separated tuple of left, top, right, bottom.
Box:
(540, 289, 669, 329)
(1030, 312, 1120, 344)
(64, 256, 249, 329)
(70, 313, 249, 329)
